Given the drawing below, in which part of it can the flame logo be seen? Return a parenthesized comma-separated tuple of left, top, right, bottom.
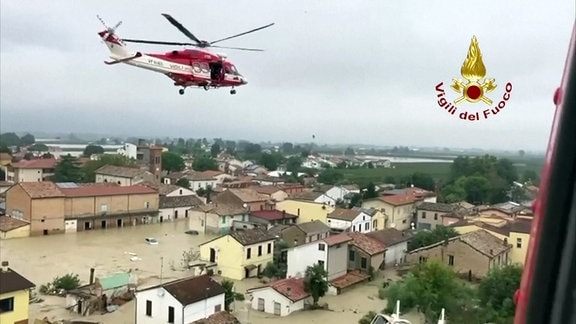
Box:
(451, 36, 497, 105)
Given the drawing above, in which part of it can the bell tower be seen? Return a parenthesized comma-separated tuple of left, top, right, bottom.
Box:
(148, 146, 163, 181)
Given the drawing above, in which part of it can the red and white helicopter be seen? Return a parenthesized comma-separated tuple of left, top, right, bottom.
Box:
(97, 14, 274, 95)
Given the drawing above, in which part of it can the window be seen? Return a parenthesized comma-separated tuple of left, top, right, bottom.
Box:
(0, 297, 14, 313)
(258, 245, 262, 256)
(179, 189, 182, 195)
(246, 248, 252, 259)
(168, 306, 174, 323)
(100, 204, 108, 212)
(349, 250, 355, 261)
(144, 201, 150, 209)
(419, 256, 428, 264)
(434, 213, 438, 220)
(222, 216, 227, 224)
(448, 255, 454, 266)
(364, 222, 369, 231)
(318, 260, 325, 268)
(361, 257, 367, 269)
(267, 243, 272, 254)
(422, 212, 427, 219)
(214, 304, 222, 312)
(318, 243, 325, 251)
(145, 300, 152, 316)
(516, 237, 522, 248)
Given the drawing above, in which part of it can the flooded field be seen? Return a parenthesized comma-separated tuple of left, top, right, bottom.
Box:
(0, 220, 423, 324)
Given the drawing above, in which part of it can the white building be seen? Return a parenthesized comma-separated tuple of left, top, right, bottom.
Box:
(326, 208, 373, 233)
(246, 278, 312, 316)
(186, 172, 219, 191)
(135, 275, 225, 324)
(158, 184, 205, 221)
(324, 185, 361, 201)
(366, 228, 411, 266)
(117, 143, 138, 159)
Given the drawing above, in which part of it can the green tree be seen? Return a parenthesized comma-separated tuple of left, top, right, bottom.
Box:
(0, 132, 21, 147)
(317, 168, 344, 185)
(220, 279, 235, 311)
(210, 143, 221, 158)
(82, 144, 104, 157)
(285, 156, 303, 173)
(259, 152, 284, 171)
(477, 264, 522, 323)
(54, 155, 84, 182)
(440, 183, 467, 203)
(162, 151, 185, 172)
(521, 170, 539, 184)
(383, 261, 476, 322)
(192, 155, 218, 171)
(363, 182, 378, 199)
(176, 178, 191, 189)
(0, 145, 11, 154)
(29, 143, 49, 152)
(303, 263, 329, 306)
(358, 311, 378, 324)
(344, 147, 355, 156)
(20, 133, 36, 146)
(82, 154, 137, 182)
(408, 225, 459, 251)
(281, 142, 294, 154)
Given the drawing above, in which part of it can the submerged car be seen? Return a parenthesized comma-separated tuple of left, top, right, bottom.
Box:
(185, 230, 199, 235)
(145, 237, 158, 245)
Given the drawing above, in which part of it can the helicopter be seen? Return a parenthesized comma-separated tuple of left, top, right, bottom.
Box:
(97, 14, 274, 95)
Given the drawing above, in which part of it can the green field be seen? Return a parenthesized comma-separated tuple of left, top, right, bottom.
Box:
(341, 160, 545, 185)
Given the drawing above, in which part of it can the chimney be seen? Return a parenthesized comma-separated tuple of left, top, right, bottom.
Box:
(503, 238, 508, 246)
(1, 261, 9, 272)
(89, 268, 95, 285)
(282, 210, 286, 220)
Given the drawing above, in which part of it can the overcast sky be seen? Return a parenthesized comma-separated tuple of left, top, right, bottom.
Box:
(1, 1, 574, 151)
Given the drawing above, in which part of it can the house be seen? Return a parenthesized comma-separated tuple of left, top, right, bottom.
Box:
(0, 216, 30, 240)
(66, 271, 135, 316)
(190, 203, 249, 234)
(352, 207, 386, 231)
(278, 183, 305, 195)
(326, 208, 372, 233)
(215, 188, 275, 211)
(0, 153, 12, 167)
(246, 278, 311, 316)
(5, 182, 159, 236)
(186, 172, 219, 191)
(253, 185, 289, 202)
(0, 263, 36, 324)
(416, 202, 458, 230)
(289, 191, 336, 207)
(346, 232, 387, 272)
(509, 218, 532, 266)
(367, 228, 411, 266)
(95, 165, 156, 186)
(154, 184, 204, 222)
(380, 187, 437, 203)
(479, 201, 530, 219)
(275, 220, 331, 247)
(249, 210, 298, 227)
(199, 228, 276, 280)
(286, 233, 352, 281)
(405, 229, 512, 278)
(5, 158, 58, 182)
(324, 185, 360, 202)
(135, 275, 226, 324)
(275, 199, 335, 224)
(195, 170, 233, 185)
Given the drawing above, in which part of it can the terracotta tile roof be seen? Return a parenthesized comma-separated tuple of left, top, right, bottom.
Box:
(0, 216, 30, 232)
(195, 203, 248, 216)
(366, 228, 412, 246)
(270, 278, 310, 302)
(346, 232, 387, 255)
(378, 194, 420, 206)
(352, 207, 378, 216)
(251, 210, 298, 221)
(0, 267, 35, 294)
(228, 188, 270, 203)
(295, 220, 330, 234)
(329, 270, 370, 289)
(192, 311, 241, 324)
(323, 232, 353, 246)
(11, 158, 58, 169)
(375, 187, 435, 206)
(197, 170, 224, 178)
(155, 184, 182, 196)
(459, 229, 511, 257)
(95, 165, 146, 178)
(289, 191, 324, 201)
(189, 171, 219, 181)
(510, 218, 532, 234)
(253, 185, 285, 195)
(417, 202, 456, 213)
(59, 184, 158, 197)
(159, 195, 204, 209)
(268, 224, 291, 237)
(140, 275, 225, 306)
(328, 208, 362, 221)
(229, 227, 276, 245)
(18, 182, 66, 198)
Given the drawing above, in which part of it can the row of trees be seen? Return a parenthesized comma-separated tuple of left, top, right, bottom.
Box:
(363, 261, 522, 324)
(0, 132, 36, 150)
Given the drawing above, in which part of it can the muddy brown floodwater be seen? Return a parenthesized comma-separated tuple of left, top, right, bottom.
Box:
(0, 220, 424, 324)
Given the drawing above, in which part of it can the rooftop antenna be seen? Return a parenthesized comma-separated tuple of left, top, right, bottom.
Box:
(160, 256, 164, 285)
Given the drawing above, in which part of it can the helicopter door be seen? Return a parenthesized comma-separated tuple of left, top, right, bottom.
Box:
(209, 62, 223, 81)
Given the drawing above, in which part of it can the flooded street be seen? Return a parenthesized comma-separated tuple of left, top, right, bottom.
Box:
(0, 221, 423, 324)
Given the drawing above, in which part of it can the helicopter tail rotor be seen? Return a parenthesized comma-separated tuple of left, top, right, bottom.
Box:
(97, 15, 123, 41)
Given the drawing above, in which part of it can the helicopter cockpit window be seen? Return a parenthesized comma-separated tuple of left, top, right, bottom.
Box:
(225, 65, 240, 75)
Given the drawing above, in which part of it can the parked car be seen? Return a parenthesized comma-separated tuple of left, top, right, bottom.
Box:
(145, 237, 158, 245)
(185, 230, 199, 235)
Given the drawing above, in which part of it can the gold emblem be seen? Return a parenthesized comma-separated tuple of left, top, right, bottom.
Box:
(451, 36, 496, 105)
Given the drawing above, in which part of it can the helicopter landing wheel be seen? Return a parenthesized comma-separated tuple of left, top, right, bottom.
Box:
(179, 88, 185, 95)
(203, 85, 209, 91)
(230, 89, 237, 95)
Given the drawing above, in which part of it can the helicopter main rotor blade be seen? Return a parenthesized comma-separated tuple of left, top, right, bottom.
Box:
(121, 39, 197, 46)
(161, 13, 203, 45)
(209, 23, 275, 45)
(211, 45, 265, 52)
